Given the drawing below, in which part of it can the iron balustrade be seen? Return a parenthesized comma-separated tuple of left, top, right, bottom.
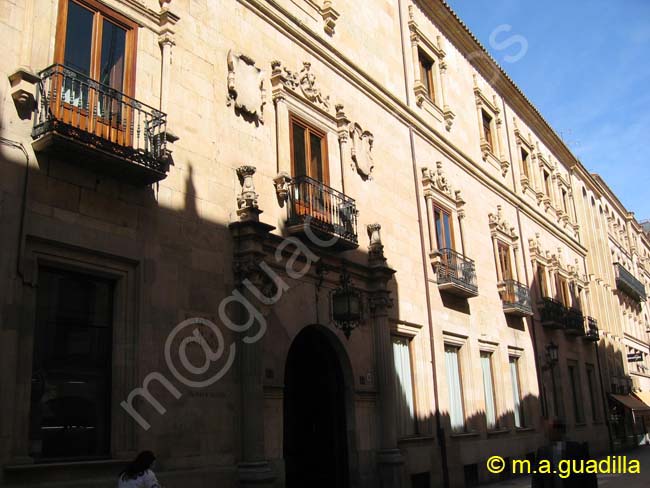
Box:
(436, 248, 478, 295)
(614, 263, 646, 302)
(32, 64, 168, 175)
(538, 297, 566, 328)
(584, 316, 599, 341)
(499, 279, 532, 315)
(286, 175, 358, 246)
(565, 307, 585, 335)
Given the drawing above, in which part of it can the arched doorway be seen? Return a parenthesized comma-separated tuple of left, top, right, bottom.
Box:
(284, 326, 350, 488)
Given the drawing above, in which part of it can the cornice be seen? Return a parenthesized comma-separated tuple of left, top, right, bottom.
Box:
(236, 0, 588, 257)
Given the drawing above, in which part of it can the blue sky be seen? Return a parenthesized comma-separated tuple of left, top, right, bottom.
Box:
(446, 0, 650, 220)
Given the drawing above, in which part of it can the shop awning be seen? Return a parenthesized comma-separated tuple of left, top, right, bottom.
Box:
(611, 394, 650, 411)
(611, 394, 650, 422)
(633, 391, 650, 408)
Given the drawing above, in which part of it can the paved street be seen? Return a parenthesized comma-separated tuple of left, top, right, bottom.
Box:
(483, 446, 650, 488)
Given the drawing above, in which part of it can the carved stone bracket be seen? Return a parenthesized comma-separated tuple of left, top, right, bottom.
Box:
(270, 60, 330, 112)
(421, 161, 462, 205)
(227, 50, 266, 124)
(8, 67, 39, 118)
(236, 165, 261, 221)
(321, 1, 340, 36)
(273, 172, 291, 207)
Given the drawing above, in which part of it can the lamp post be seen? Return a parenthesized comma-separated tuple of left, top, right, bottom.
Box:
(331, 268, 362, 339)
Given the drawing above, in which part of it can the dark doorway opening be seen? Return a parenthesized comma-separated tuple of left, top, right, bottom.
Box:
(284, 326, 349, 488)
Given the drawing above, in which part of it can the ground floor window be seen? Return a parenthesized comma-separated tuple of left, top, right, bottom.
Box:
(29, 267, 114, 460)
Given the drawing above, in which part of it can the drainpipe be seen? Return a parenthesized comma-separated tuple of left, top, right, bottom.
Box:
(397, 1, 449, 486)
(0, 137, 30, 278)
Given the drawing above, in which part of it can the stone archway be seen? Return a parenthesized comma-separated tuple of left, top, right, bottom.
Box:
(283, 325, 352, 488)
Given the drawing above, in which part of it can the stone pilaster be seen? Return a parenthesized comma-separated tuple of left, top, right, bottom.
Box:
(366, 224, 403, 488)
(229, 166, 276, 487)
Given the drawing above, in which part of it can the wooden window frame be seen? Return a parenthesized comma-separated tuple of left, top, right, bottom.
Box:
(497, 241, 513, 281)
(482, 110, 494, 152)
(433, 203, 455, 251)
(289, 113, 330, 184)
(54, 0, 138, 98)
(417, 48, 435, 103)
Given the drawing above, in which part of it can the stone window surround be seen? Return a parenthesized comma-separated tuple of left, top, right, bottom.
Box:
(408, 5, 455, 131)
(10, 238, 139, 464)
(513, 120, 535, 195)
(488, 205, 523, 284)
(474, 79, 509, 176)
(271, 61, 340, 187)
(528, 237, 589, 309)
(421, 162, 467, 266)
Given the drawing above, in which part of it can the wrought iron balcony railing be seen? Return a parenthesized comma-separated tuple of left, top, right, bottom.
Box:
(32, 64, 169, 184)
(434, 248, 478, 297)
(565, 307, 585, 336)
(614, 263, 646, 302)
(583, 316, 600, 342)
(499, 279, 533, 316)
(286, 175, 358, 250)
(538, 297, 566, 329)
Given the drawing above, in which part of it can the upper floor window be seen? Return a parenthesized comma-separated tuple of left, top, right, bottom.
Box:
(418, 49, 435, 102)
(497, 241, 513, 281)
(482, 110, 494, 153)
(56, 0, 137, 97)
(520, 148, 530, 179)
(290, 114, 329, 183)
(537, 263, 549, 297)
(434, 204, 454, 250)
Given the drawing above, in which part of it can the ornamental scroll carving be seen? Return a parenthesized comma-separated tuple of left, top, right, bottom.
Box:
(488, 205, 517, 240)
(227, 50, 266, 124)
(271, 60, 330, 111)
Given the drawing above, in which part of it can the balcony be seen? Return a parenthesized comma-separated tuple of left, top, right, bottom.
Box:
(32, 64, 169, 185)
(433, 248, 478, 298)
(286, 175, 358, 250)
(614, 263, 646, 302)
(565, 307, 585, 336)
(498, 280, 533, 316)
(538, 297, 566, 329)
(583, 316, 600, 342)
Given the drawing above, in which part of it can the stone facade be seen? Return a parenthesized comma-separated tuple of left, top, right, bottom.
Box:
(0, 1, 647, 487)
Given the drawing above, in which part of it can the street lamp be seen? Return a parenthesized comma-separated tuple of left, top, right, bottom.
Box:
(332, 269, 362, 339)
(546, 341, 559, 365)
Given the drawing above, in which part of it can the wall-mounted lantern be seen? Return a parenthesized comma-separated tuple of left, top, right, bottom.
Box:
(331, 269, 362, 339)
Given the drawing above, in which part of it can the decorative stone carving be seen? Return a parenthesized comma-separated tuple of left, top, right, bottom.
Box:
(273, 172, 291, 206)
(421, 161, 455, 200)
(8, 67, 39, 118)
(349, 123, 374, 180)
(227, 50, 266, 124)
(321, 1, 340, 35)
(367, 223, 384, 262)
(488, 205, 517, 240)
(236, 165, 260, 221)
(528, 232, 542, 256)
(270, 60, 330, 111)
